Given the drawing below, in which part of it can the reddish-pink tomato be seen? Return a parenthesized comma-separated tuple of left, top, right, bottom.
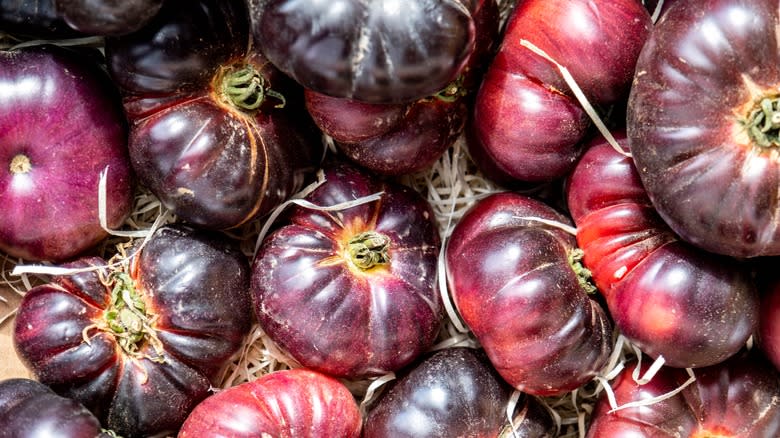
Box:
(179, 368, 362, 438)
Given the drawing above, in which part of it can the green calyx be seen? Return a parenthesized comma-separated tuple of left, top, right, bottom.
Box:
(102, 272, 164, 362)
(743, 96, 780, 148)
(347, 231, 391, 270)
(221, 64, 286, 111)
(568, 248, 597, 295)
(433, 75, 467, 103)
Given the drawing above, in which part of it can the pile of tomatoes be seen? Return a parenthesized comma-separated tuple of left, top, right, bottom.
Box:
(2, 0, 780, 437)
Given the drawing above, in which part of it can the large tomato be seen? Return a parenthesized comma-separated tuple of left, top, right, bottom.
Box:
(587, 350, 780, 437)
(105, 0, 321, 230)
(566, 133, 758, 368)
(179, 369, 362, 438)
(445, 192, 612, 396)
(13, 225, 253, 437)
(628, 0, 780, 257)
(251, 161, 442, 379)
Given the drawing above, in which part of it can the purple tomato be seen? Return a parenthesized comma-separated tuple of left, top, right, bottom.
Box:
(446, 192, 613, 396)
(0, 44, 133, 262)
(13, 225, 253, 437)
(179, 368, 362, 438)
(251, 161, 442, 379)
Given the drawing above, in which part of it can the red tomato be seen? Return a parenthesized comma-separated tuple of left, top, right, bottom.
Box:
(179, 368, 362, 438)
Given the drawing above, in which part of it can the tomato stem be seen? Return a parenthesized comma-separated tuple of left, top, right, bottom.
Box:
(219, 64, 286, 111)
(9, 154, 31, 174)
(743, 96, 780, 147)
(568, 249, 597, 295)
(347, 231, 391, 270)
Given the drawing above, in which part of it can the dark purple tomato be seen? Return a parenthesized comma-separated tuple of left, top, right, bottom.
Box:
(250, 161, 441, 379)
(105, 0, 322, 230)
(249, 0, 477, 104)
(468, 0, 651, 184)
(566, 134, 758, 368)
(13, 225, 252, 437)
(179, 368, 362, 438)
(0, 44, 133, 262)
(445, 192, 612, 396)
(0, 378, 112, 438)
(760, 276, 780, 372)
(55, 0, 164, 36)
(0, 0, 82, 38)
(305, 90, 467, 175)
(303, 0, 500, 176)
(363, 347, 556, 438)
(628, 0, 780, 258)
(586, 350, 780, 437)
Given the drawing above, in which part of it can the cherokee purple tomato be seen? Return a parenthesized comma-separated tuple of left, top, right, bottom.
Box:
(363, 347, 556, 438)
(0, 378, 112, 438)
(251, 161, 442, 379)
(446, 192, 613, 396)
(13, 225, 252, 438)
(250, 0, 477, 104)
(105, 0, 322, 230)
(179, 369, 362, 438)
(0, 44, 133, 262)
(628, 0, 780, 257)
(587, 351, 780, 437)
(468, 0, 651, 184)
(566, 134, 758, 368)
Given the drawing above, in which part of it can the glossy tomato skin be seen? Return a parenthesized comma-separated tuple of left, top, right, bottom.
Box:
(0, 44, 133, 262)
(179, 368, 362, 438)
(306, 90, 468, 175)
(586, 350, 780, 437)
(303, 0, 500, 176)
(446, 192, 612, 396)
(363, 347, 556, 438)
(13, 225, 252, 437)
(55, 0, 164, 36)
(250, 0, 476, 104)
(251, 161, 441, 379)
(760, 276, 780, 371)
(0, 378, 113, 438)
(105, 0, 322, 230)
(0, 0, 82, 38)
(567, 134, 758, 368)
(468, 0, 651, 184)
(628, 0, 780, 258)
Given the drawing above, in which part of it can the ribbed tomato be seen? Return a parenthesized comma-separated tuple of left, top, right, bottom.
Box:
(13, 225, 252, 437)
(179, 369, 362, 438)
(628, 0, 780, 257)
(445, 192, 612, 396)
(567, 134, 758, 368)
(250, 161, 441, 379)
(587, 350, 780, 437)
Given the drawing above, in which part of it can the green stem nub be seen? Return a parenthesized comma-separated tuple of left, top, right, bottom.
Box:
(103, 272, 164, 362)
(222, 65, 286, 111)
(744, 96, 780, 148)
(434, 75, 466, 103)
(347, 231, 391, 270)
(568, 249, 597, 295)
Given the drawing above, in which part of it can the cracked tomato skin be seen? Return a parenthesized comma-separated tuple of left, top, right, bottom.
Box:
(586, 350, 780, 437)
(0, 44, 133, 262)
(179, 368, 362, 438)
(105, 0, 321, 230)
(249, 0, 476, 104)
(13, 225, 252, 438)
(566, 134, 758, 368)
(250, 161, 442, 379)
(445, 192, 612, 396)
